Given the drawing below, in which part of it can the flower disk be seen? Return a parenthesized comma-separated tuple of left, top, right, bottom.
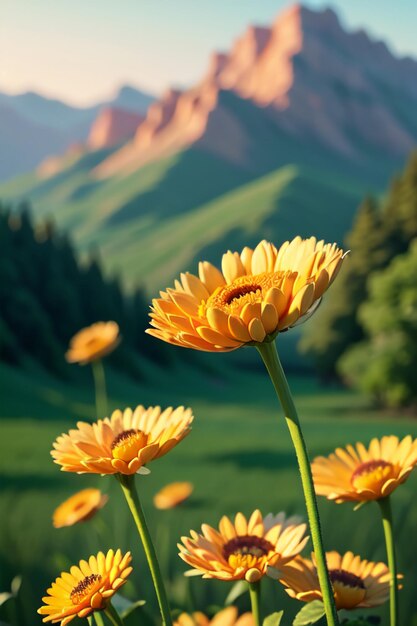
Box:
(65, 321, 121, 364)
(154, 481, 194, 510)
(175, 607, 254, 626)
(52, 405, 194, 475)
(53, 488, 108, 528)
(279, 551, 392, 611)
(38, 549, 132, 625)
(147, 237, 346, 351)
(312, 435, 417, 503)
(178, 510, 308, 582)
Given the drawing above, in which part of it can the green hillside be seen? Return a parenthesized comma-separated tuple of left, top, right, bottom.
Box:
(0, 90, 398, 293)
(0, 158, 366, 293)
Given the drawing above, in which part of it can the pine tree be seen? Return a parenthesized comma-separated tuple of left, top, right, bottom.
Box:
(0, 201, 168, 377)
(339, 240, 417, 408)
(301, 150, 417, 377)
(300, 196, 385, 376)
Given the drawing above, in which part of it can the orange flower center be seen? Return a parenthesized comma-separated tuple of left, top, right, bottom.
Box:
(329, 569, 366, 609)
(351, 460, 396, 493)
(223, 535, 275, 571)
(200, 271, 294, 316)
(111, 429, 148, 462)
(70, 574, 102, 605)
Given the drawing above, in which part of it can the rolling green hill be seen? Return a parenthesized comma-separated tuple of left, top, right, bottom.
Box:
(0, 153, 368, 293)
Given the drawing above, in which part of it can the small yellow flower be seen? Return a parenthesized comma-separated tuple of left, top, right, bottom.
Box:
(38, 549, 132, 625)
(154, 482, 193, 509)
(312, 435, 417, 503)
(52, 406, 194, 475)
(65, 321, 121, 364)
(178, 510, 308, 582)
(175, 607, 254, 626)
(279, 551, 392, 610)
(147, 238, 345, 352)
(52, 488, 108, 528)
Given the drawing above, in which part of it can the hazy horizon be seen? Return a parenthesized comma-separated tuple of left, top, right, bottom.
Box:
(2, 0, 417, 107)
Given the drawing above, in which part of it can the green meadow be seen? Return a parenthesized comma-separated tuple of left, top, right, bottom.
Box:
(1, 359, 417, 625)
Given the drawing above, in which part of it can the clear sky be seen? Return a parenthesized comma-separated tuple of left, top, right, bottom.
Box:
(2, 0, 416, 107)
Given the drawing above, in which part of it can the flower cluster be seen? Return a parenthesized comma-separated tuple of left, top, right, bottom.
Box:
(37, 238, 417, 626)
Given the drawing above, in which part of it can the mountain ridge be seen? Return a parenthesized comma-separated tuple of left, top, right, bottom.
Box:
(93, 4, 417, 179)
(0, 85, 155, 181)
(1, 3, 416, 293)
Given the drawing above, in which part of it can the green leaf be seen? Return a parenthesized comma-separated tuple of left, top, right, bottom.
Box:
(121, 600, 147, 619)
(225, 580, 248, 605)
(263, 611, 284, 626)
(293, 601, 326, 625)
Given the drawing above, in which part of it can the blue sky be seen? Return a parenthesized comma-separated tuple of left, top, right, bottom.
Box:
(1, 1, 416, 106)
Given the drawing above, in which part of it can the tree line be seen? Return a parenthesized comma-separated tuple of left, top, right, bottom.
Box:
(302, 151, 417, 408)
(0, 203, 171, 380)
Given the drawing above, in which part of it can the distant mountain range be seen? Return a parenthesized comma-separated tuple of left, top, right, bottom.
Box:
(0, 85, 154, 180)
(1, 4, 417, 293)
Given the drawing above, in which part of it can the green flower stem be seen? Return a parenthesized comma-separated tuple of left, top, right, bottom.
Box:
(104, 603, 125, 626)
(93, 611, 105, 626)
(91, 359, 107, 418)
(256, 341, 339, 626)
(117, 474, 173, 626)
(248, 581, 261, 626)
(378, 496, 398, 626)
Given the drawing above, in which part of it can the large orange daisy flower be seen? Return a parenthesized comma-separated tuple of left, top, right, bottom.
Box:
(38, 549, 132, 625)
(147, 238, 345, 352)
(154, 482, 193, 510)
(178, 510, 308, 582)
(312, 435, 417, 503)
(53, 488, 108, 528)
(279, 551, 392, 610)
(52, 406, 194, 475)
(175, 607, 254, 626)
(65, 321, 121, 364)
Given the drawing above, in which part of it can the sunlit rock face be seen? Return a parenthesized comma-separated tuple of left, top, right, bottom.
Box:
(87, 107, 144, 150)
(95, 3, 417, 177)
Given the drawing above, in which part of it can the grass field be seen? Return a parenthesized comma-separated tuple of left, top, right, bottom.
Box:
(1, 360, 417, 626)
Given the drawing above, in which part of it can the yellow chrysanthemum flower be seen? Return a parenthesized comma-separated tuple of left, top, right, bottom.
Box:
(178, 510, 308, 582)
(279, 551, 392, 610)
(312, 435, 417, 503)
(52, 406, 194, 475)
(154, 481, 193, 510)
(175, 607, 254, 626)
(65, 321, 121, 364)
(38, 549, 132, 625)
(147, 238, 345, 351)
(53, 488, 108, 528)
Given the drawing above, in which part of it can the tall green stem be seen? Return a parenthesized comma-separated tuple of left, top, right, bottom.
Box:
(378, 497, 398, 626)
(91, 359, 107, 418)
(256, 341, 338, 626)
(93, 611, 105, 626)
(248, 581, 261, 626)
(117, 474, 173, 626)
(104, 603, 125, 626)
